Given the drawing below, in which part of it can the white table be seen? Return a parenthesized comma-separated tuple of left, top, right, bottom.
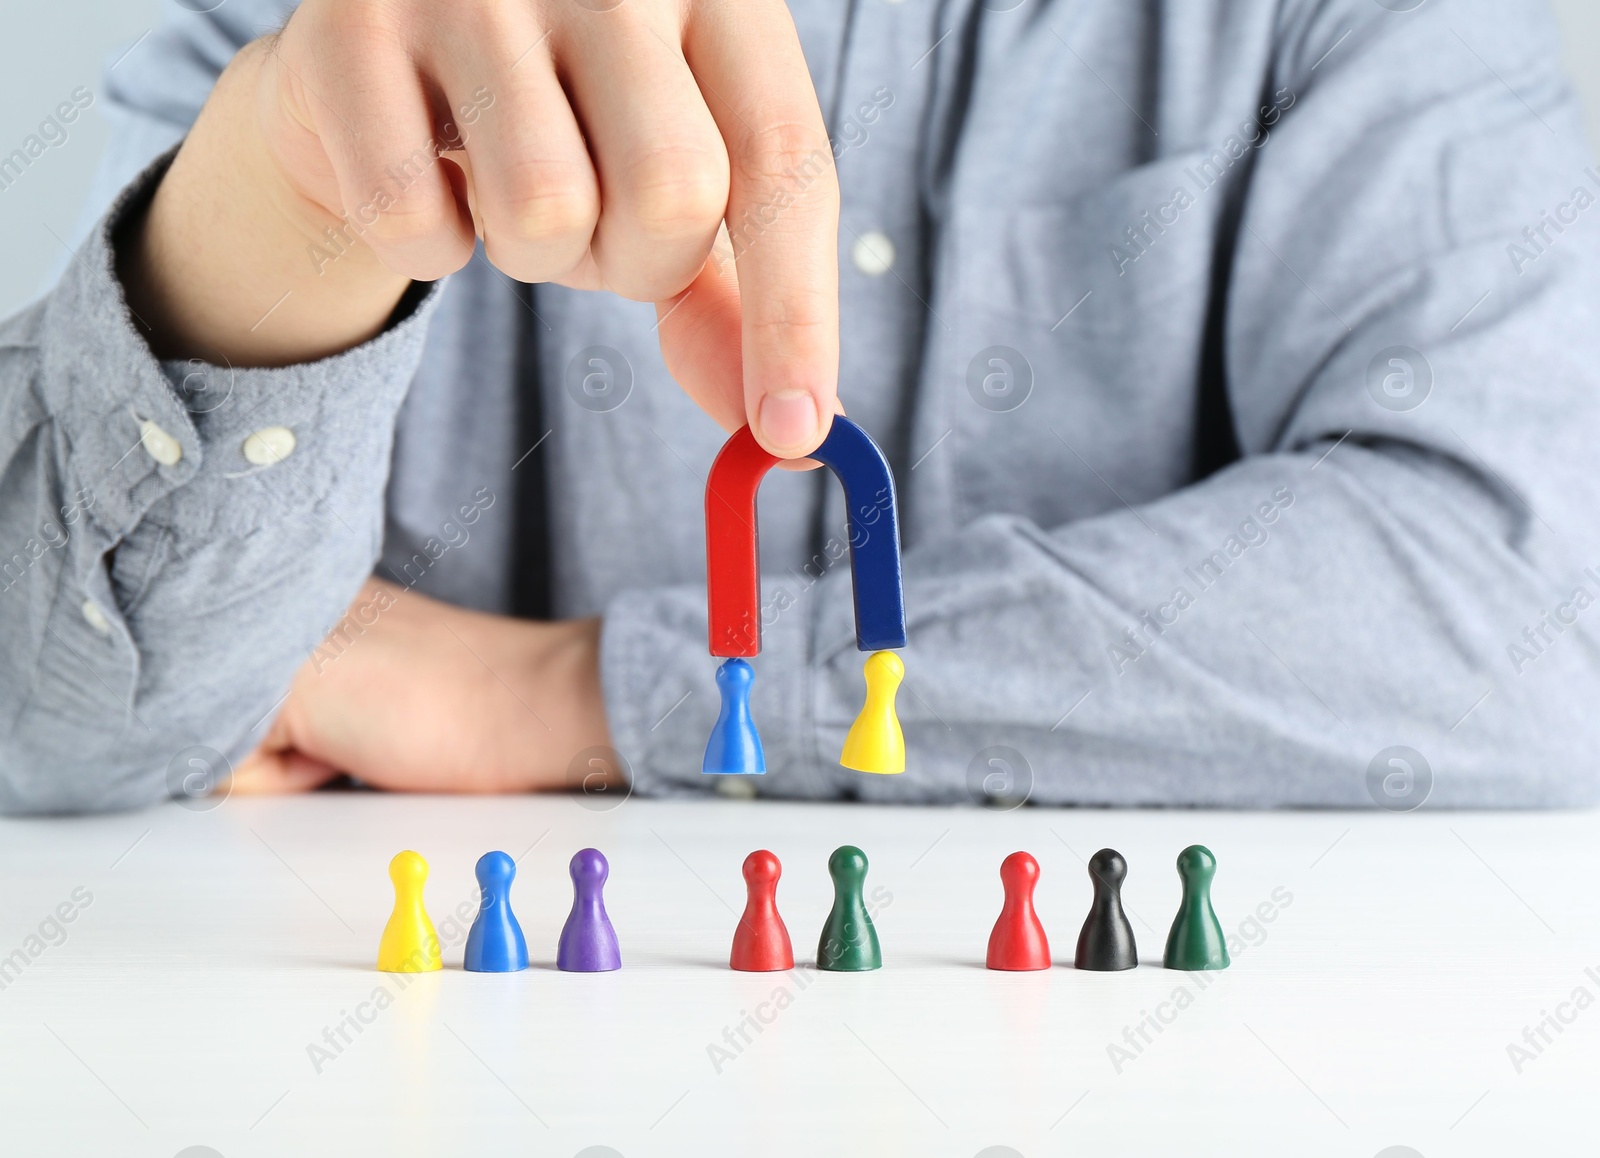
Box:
(0, 792, 1593, 1156)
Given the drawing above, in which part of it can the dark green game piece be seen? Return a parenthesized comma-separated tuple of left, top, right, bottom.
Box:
(1163, 844, 1229, 971)
(816, 845, 882, 971)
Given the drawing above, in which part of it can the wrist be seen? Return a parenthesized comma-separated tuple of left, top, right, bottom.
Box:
(533, 617, 613, 789)
(119, 40, 410, 366)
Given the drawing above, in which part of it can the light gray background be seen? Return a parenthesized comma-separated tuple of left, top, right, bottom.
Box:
(1, 0, 1598, 319)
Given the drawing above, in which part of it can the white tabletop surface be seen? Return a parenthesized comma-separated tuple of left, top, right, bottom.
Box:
(0, 791, 1594, 1157)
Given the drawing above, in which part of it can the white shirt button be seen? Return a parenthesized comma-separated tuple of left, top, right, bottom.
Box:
(242, 426, 297, 467)
(81, 599, 110, 634)
(139, 420, 182, 466)
(851, 231, 896, 276)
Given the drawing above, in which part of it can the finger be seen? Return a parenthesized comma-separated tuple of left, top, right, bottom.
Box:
(560, 6, 730, 302)
(657, 262, 835, 475)
(659, 228, 838, 472)
(775, 390, 845, 471)
(282, 7, 475, 280)
(228, 749, 343, 796)
(429, 14, 601, 283)
(656, 226, 744, 430)
(684, 0, 839, 458)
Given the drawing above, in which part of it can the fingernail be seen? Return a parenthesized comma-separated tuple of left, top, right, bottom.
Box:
(757, 389, 820, 454)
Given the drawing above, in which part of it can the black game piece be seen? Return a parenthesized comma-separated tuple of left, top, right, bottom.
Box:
(1074, 848, 1138, 970)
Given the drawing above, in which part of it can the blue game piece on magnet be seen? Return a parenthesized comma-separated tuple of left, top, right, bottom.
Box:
(811, 417, 907, 652)
(464, 850, 529, 972)
(702, 658, 766, 775)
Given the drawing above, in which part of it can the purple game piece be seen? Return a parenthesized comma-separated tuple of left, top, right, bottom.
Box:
(557, 848, 622, 972)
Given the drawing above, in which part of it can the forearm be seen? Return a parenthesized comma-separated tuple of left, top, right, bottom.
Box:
(863, 446, 1592, 807)
(604, 442, 1600, 807)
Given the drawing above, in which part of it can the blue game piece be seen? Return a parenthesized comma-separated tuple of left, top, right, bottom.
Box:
(464, 851, 529, 972)
(702, 658, 767, 775)
(810, 417, 907, 652)
(557, 848, 622, 971)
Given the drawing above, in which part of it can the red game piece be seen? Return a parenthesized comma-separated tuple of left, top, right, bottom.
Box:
(730, 850, 794, 971)
(986, 851, 1051, 970)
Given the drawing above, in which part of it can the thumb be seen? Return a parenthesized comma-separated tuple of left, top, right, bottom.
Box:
(656, 228, 838, 456)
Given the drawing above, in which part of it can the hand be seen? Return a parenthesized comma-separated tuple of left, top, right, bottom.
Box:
(123, 0, 840, 459)
(229, 579, 613, 795)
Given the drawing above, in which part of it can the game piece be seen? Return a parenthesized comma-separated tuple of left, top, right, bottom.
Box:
(702, 658, 767, 775)
(730, 850, 794, 971)
(464, 850, 529, 973)
(986, 851, 1051, 970)
(376, 850, 442, 973)
(704, 417, 906, 658)
(1074, 848, 1137, 971)
(816, 845, 882, 971)
(839, 650, 906, 774)
(1163, 844, 1229, 971)
(557, 848, 622, 972)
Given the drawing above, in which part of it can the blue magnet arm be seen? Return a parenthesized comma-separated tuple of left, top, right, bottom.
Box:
(811, 417, 907, 651)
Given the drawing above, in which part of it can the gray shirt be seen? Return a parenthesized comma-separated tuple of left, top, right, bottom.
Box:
(4, 0, 1599, 813)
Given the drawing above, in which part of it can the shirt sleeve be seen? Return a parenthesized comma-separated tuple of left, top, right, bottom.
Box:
(0, 6, 439, 812)
(601, 0, 1600, 808)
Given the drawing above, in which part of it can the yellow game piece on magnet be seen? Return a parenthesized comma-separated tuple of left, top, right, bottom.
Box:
(377, 850, 443, 973)
(840, 650, 906, 774)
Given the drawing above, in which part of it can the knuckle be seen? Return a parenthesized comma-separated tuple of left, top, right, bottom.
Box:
(747, 309, 831, 341)
(621, 146, 729, 238)
(361, 200, 442, 248)
(320, 0, 402, 45)
(594, 260, 693, 304)
(357, 197, 472, 278)
(503, 169, 599, 244)
(735, 120, 835, 192)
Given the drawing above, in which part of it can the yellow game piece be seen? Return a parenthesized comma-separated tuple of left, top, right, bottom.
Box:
(377, 850, 443, 973)
(839, 650, 906, 774)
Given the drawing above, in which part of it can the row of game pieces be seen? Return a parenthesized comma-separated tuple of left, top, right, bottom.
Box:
(377, 843, 1230, 973)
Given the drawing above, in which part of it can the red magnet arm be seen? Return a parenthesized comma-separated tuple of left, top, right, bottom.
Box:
(705, 427, 780, 657)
